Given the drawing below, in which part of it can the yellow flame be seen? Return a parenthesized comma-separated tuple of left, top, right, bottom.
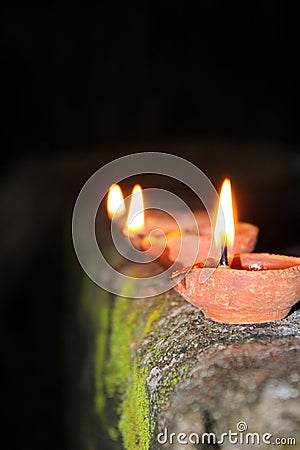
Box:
(214, 178, 235, 250)
(107, 184, 125, 220)
(125, 184, 145, 234)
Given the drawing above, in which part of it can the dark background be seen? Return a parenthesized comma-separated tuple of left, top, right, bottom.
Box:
(1, 6, 299, 450)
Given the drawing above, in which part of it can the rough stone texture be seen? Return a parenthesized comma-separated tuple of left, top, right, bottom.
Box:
(74, 260, 300, 450)
(149, 303, 300, 449)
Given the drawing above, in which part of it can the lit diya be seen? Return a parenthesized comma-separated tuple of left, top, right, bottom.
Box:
(142, 221, 258, 269)
(107, 183, 259, 268)
(172, 179, 300, 324)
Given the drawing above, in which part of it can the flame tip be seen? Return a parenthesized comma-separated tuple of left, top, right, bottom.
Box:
(125, 184, 145, 233)
(107, 183, 125, 219)
(214, 178, 235, 250)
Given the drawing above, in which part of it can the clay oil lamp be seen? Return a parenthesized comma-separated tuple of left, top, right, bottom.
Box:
(108, 183, 190, 235)
(123, 184, 208, 237)
(172, 179, 300, 324)
(108, 184, 212, 263)
(107, 183, 259, 269)
(139, 186, 258, 269)
(108, 184, 167, 263)
(152, 219, 258, 269)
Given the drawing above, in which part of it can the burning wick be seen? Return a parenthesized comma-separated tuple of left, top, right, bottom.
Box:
(220, 243, 229, 267)
(107, 184, 125, 220)
(214, 178, 235, 268)
(124, 184, 145, 240)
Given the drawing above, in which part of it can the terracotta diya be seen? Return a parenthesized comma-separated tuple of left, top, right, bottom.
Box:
(139, 177, 258, 268)
(172, 253, 300, 324)
(137, 183, 258, 268)
(142, 220, 258, 268)
(108, 183, 210, 234)
(108, 182, 259, 269)
(171, 178, 300, 324)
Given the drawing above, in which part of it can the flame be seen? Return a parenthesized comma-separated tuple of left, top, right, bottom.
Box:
(107, 184, 125, 220)
(214, 178, 235, 250)
(125, 184, 145, 234)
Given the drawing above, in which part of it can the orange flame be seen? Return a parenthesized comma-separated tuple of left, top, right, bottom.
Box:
(214, 178, 235, 250)
(107, 184, 125, 220)
(124, 184, 145, 234)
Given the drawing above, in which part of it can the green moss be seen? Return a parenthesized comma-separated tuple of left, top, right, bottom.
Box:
(81, 275, 105, 328)
(108, 426, 118, 441)
(148, 364, 189, 433)
(141, 301, 166, 339)
(157, 366, 189, 406)
(104, 296, 139, 399)
(103, 294, 168, 449)
(105, 291, 167, 399)
(82, 274, 187, 450)
(94, 292, 110, 417)
(81, 277, 111, 421)
(119, 362, 150, 450)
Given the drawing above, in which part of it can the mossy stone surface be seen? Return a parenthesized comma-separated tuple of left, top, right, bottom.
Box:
(81, 267, 300, 450)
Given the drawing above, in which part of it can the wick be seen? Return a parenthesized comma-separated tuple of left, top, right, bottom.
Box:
(219, 243, 229, 268)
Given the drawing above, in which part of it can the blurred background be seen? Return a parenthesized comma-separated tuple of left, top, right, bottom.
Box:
(1, 6, 299, 450)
